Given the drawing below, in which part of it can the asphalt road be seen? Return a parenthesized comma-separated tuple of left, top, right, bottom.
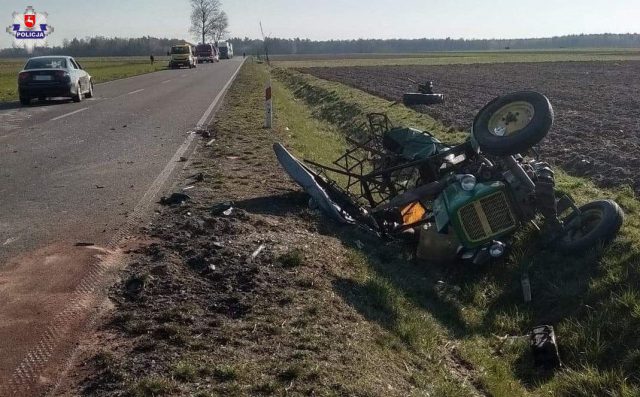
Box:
(0, 58, 244, 395)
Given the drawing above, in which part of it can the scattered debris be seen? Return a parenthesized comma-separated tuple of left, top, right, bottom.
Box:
(179, 156, 188, 162)
(210, 201, 234, 216)
(95, 185, 105, 189)
(159, 193, 191, 206)
(195, 126, 211, 138)
(74, 242, 95, 247)
(530, 325, 562, 369)
(206, 138, 216, 146)
(249, 244, 266, 262)
(182, 185, 195, 191)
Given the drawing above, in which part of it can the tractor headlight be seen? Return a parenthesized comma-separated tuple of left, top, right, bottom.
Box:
(489, 241, 506, 258)
(459, 174, 477, 191)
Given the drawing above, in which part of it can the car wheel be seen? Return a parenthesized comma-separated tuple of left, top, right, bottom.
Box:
(555, 200, 624, 252)
(85, 80, 94, 98)
(472, 91, 554, 156)
(20, 96, 31, 105)
(72, 82, 83, 102)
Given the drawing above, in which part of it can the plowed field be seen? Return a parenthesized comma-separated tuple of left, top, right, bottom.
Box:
(303, 61, 640, 192)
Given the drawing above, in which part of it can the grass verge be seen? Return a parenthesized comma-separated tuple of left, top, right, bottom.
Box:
(270, 66, 640, 396)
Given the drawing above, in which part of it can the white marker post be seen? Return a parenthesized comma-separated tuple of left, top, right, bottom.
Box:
(264, 79, 272, 129)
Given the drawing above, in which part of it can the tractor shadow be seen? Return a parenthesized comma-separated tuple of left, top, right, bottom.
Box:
(237, 190, 629, 388)
(233, 191, 310, 218)
(323, 215, 614, 389)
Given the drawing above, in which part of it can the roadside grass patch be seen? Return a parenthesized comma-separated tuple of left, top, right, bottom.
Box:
(277, 248, 305, 268)
(171, 360, 198, 382)
(271, 65, 640, 396)
(129, 376, 175, 397)
(210, 364, 238, 382)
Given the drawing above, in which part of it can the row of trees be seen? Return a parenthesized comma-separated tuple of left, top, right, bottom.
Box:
(0, 36, 188, 57)
(1, 33, 637, 58)
(229, 33, 640, 55)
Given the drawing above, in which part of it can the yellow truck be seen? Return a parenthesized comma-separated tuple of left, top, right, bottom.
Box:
(169, 44, 197, 69)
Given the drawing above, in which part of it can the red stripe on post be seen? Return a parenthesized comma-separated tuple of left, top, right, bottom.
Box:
(265, 86, 272, 101)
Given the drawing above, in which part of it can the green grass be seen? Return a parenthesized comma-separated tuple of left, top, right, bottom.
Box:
(270, 66, 640, 396)
(272, 49, 640, 68)
(277, 248, 305, 268)
(129, 376, 176, 397)
(0, 56, 169, 102)
(171, 360, 198, 382)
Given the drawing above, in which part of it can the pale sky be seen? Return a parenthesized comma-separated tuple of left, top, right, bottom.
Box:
(1, 0, 638, 48)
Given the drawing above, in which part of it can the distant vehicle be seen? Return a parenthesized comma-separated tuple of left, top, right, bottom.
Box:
(169, 44, 197, 69)
(218, 41, 233, 59)
(18, 56, 93, 105)
(195, 44, 219, 63)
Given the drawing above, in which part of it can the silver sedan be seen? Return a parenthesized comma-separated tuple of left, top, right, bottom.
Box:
(17, 55, 93, 105)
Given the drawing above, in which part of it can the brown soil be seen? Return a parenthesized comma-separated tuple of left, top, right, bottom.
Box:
(57, 65, 484, 396)
(0, 242, 132, 397)
(302, 61, 640, 192)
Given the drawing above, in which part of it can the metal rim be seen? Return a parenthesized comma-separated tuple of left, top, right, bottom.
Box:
(562, 208, 603, 242)
(487, 101, 535, 137)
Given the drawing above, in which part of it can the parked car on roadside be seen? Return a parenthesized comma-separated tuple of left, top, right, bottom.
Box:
(18, 56, 93, 105)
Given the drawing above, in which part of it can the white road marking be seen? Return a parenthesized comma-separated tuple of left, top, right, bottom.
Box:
(161, 79, 172, 84)
(50, 107, 89, 121)
(126, 88, 145, 95)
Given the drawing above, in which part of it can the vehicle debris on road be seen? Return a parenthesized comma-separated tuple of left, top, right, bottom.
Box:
(210, 201, 234, 216)
(159, 192, 191, 206)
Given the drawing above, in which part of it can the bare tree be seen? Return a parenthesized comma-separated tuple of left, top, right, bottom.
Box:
(209, 11, 229, 42)
(189, 0, 222, 44)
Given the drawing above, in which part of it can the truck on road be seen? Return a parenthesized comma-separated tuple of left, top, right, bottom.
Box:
(195, 44, 219, 63)
(218, 41, 233, 59)
(169, 44, 197, 69)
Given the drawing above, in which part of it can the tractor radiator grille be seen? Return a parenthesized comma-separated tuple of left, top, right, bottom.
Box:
(458, 192, 516, 244)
